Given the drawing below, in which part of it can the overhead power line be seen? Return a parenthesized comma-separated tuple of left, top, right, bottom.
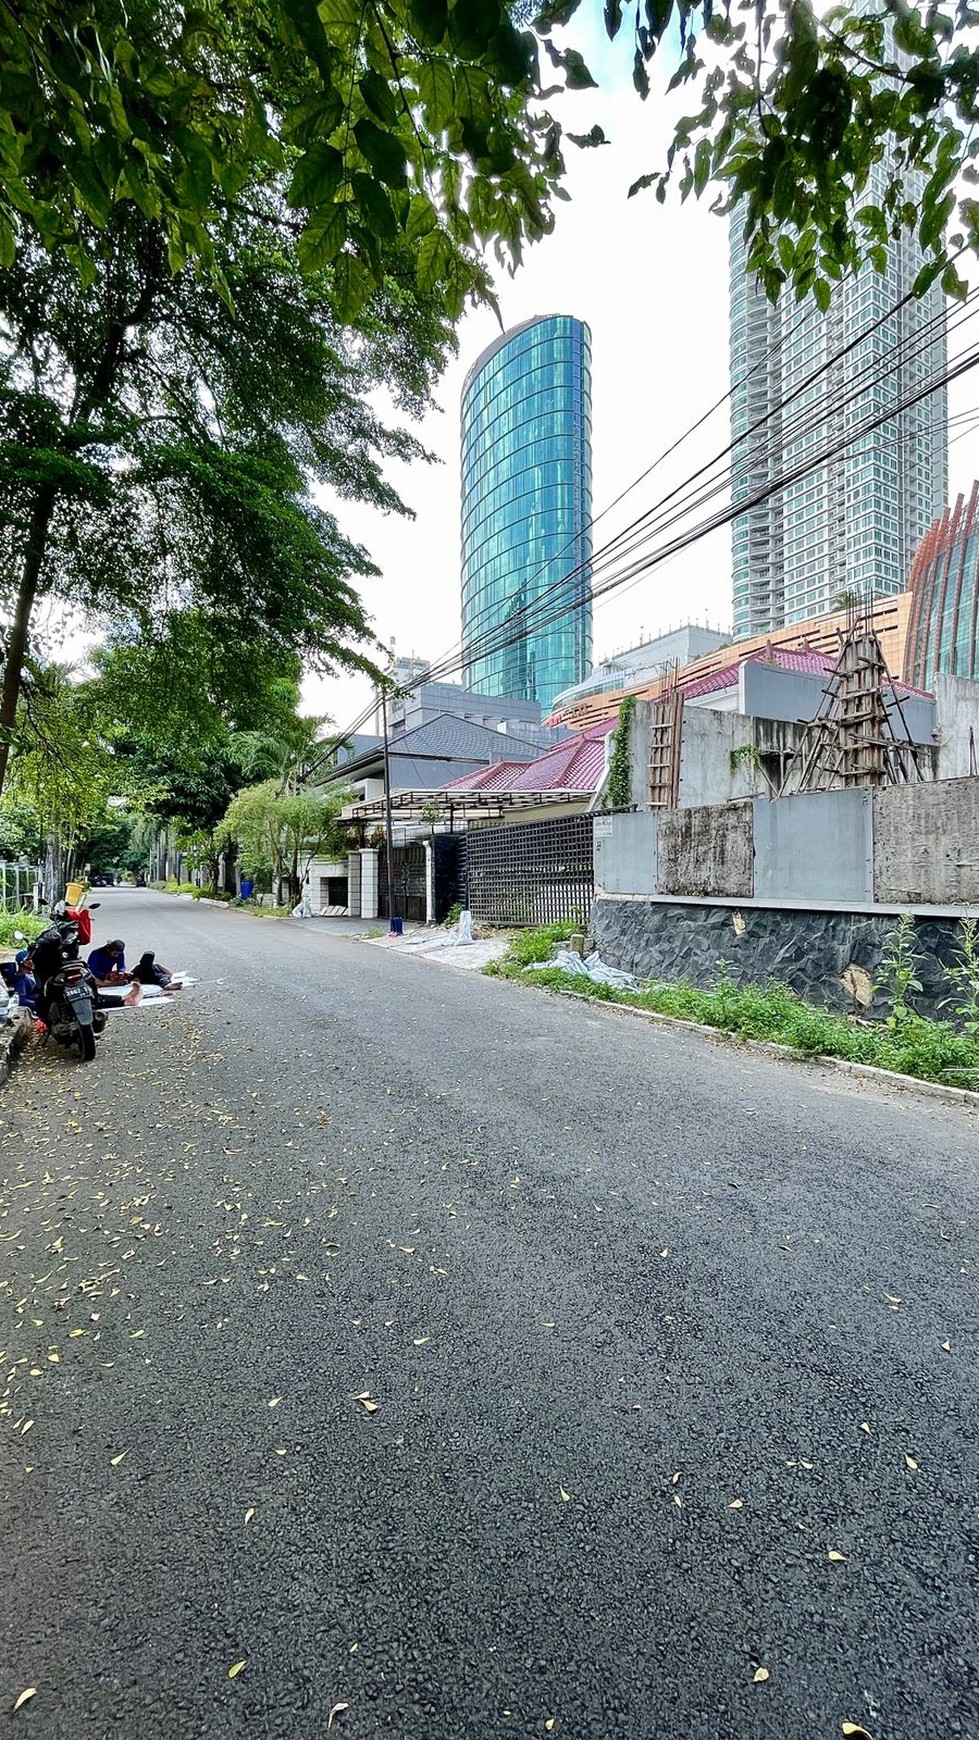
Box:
(313, 265, 972, 771)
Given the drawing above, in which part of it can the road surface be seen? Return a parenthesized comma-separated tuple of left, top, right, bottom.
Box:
(1, 889, 977, 1740)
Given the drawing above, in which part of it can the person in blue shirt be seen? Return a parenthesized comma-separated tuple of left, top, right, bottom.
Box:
(1, 954, 37, 1011)
(87, 939, 131, 985)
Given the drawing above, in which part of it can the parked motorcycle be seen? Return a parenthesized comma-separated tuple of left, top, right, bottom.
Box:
(17, 906, 107, 1063)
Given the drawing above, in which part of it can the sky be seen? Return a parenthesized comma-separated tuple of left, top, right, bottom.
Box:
(303, 17, 979, 734)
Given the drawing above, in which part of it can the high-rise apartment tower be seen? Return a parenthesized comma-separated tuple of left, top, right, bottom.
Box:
(460, 315, 592, 714)
(729, 173, 948, 638)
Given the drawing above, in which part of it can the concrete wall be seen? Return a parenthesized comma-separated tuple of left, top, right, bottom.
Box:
(599, 776, 979, 908)
(658, 802, 754, 898)
(753, 790, 873, 904)
(739, 661, 935, 743)
(873, 779, 979, 906)
(676, 706, 759, 807)
(593, 811, 658, 895)
(933, 673, 979, 778)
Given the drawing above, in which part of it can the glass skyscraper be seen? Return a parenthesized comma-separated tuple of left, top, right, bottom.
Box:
(460, 315, 592, 714)
(729, 167, 948, 639)
(905, 481, 979, 686)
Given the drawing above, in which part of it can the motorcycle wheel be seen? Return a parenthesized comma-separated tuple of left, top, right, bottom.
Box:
(77, 1023, 96, 1062)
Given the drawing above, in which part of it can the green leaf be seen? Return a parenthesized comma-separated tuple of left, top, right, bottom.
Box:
(941, 260, 968, 298)
(633, 49, 650, 98)
(353, 118, 407, 186)
(0, 211, 15, 268)
(693, 136, 711, 193)
(283, 92, 345, 151)
(331, 251, 372, 321)
(297, 202, 348, 267)
(449, 0, 501, 56)
(406, 192, 438, 240)
(351, 172, 398, 238)
(813, 277, 831, 312)
(416, 226, 454, 291)
(534, 0, 582, 25)
(409, 0, 449, 47)
(418, 61, 456, 130)
(604, 0, 623, 38)
(317, 0, 363, 30)
(288, 142, 344, 208)
(484, 21, 532, 87)
(359, 71, 398, 127)
(567, 124, 608, 147)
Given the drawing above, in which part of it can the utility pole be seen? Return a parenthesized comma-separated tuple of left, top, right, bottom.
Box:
(380, 687, 398, 934)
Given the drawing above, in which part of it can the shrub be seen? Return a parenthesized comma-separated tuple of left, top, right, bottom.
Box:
(0, 908, 46, 948)
(485, 926, 979, 1092)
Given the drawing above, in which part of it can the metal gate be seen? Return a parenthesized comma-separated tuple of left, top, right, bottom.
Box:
(465, 814, 594, 927)
(378, 844, 426, 922)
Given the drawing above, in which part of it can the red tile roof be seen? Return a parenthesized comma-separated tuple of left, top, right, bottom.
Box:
(681, 645, 927, 700)
(442, 719, 613, 796)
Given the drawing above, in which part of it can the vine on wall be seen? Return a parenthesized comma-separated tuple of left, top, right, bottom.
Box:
(606, 694, 635, 810)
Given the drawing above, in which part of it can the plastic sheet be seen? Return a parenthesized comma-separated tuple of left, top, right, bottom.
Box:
(524, 948, 638, 990)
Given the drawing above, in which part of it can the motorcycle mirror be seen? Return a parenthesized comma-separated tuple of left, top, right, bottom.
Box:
(88, 901, 101, 910)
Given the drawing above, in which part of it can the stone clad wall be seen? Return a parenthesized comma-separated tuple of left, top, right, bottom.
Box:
(590, 897, 965, 1020)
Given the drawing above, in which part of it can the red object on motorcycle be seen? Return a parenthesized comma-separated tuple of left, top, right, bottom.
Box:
(64, 906, 93, 945)
(61, 963, 87, 984)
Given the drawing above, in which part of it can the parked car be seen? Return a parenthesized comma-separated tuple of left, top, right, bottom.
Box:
(90, 874, 115, 887)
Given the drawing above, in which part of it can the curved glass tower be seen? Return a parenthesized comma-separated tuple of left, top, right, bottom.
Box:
(460, 315, 592, 714)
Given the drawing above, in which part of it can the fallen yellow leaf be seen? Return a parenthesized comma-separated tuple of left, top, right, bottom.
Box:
(545, 1722, 556, 1733)
(905, 1453, 918, 1470)
(21, 1420, 33, 1435)
(729, 1498, 744, 1510)
(244, 1508, 255, 1524)
(559, 1488, 570, 1502)
(859, 1422, 871, 1435)
(827, 1550, 846, 1562)
(841, 1725, 874, 1739)
(228, 1661, 246, 1680)
(327, 1702, 349, 1728)
(941, 1340, 952, 1353)
(884, 1293, 901, 1306)
(753, 1667, 770, 1684)
(274, 1446, 287, 1455)
(413, 1337, 430, 1347)
(12, 1688, 37, 1713)
(109, 1451, 127, 1467)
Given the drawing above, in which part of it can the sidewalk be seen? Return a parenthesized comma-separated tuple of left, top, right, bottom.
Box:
(361, 924, 509, 972)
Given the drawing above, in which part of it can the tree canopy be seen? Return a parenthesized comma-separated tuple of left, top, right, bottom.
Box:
(0, 197, 459, 792)
(2, 1, 978, 317)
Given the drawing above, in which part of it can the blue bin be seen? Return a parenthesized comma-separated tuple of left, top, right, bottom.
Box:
(240, 878, 254, 899)
(389, 917, 404, 936)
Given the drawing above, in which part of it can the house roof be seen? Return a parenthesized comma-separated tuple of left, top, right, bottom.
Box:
(338, 711, 547, 780)
(442, 718, 613, 795)
(681, 645, 929, 701)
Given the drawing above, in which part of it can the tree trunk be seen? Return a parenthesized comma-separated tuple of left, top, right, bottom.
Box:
(0, 485, 58, 798)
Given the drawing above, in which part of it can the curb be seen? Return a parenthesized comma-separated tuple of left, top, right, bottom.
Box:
(519, 981, 979, 1111)
(0, 1013, 33, 1090)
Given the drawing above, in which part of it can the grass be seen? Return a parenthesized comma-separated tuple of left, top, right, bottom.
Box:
(485, 928, 979, 1092)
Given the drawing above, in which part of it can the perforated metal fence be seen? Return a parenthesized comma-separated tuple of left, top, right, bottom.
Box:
(464, 814, 594, 928)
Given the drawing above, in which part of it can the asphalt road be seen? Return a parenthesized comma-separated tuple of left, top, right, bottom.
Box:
(2, 889, 978, 1740)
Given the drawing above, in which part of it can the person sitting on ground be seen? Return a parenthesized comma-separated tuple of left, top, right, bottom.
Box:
(87, 939, 131, 986)
(131, 950, 179, 989)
